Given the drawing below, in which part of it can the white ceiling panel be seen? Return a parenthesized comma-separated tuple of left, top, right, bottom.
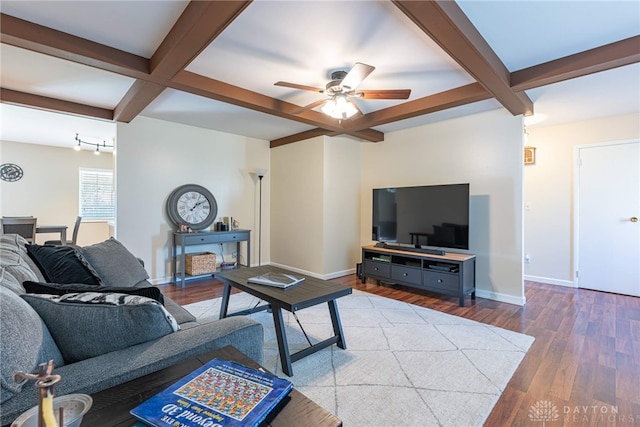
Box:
(0, 103, 115, 150)
(458, 0, 640, 71)
(1, 44, 135, 109)
(0, 0, 189, 58)
(141, 89, 313, 141)
(525, 63, 640, 128)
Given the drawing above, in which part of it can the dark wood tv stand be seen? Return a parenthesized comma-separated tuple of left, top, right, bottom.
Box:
(361, 245, 476, 307)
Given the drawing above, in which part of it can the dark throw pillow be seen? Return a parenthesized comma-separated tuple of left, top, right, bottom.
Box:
(23, 281, 165, 305)
(21, 292, 179, 363)
(77, 238, 149, 288)
(26, 244, 102, 286)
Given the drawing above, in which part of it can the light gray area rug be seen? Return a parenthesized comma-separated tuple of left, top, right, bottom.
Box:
(183, 290, 534, 427)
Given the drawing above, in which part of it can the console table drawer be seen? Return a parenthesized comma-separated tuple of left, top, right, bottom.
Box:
(226, 232, 248, 241)
(424, 271, 458, 291)
(364, 260, 391, 278)
(182, 233, 220, 245)
(391, 265, 422, 286)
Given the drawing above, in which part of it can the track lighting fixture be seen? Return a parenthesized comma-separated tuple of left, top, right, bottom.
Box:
(73, 133, 113, 154)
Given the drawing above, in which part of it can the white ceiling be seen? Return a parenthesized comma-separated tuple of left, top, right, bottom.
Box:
(0, 1, 638, 150)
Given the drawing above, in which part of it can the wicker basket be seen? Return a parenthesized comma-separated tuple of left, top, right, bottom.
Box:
(185, 252, 217, 275)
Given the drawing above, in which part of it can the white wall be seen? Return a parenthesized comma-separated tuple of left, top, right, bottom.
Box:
(116, 116, 269, 283)
(323, 136, 362, 276)
(270, 137, 325, 273)
(524, 113, 640, 286)
(0, 140, 112, 245)
(270, 135, 362, 278)
(361, 110, 525, 304)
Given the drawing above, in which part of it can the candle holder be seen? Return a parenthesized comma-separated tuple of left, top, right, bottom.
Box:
(11, 361, 91, 427)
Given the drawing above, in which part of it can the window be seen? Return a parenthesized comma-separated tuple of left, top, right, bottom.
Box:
(79, 168, 114, 220)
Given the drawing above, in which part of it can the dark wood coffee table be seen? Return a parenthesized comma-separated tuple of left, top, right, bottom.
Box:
(83, 345, 341, 426)
(217, 266, 352, 376)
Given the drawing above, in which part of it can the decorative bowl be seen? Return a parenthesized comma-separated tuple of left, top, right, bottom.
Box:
(11, 394, 92, 427)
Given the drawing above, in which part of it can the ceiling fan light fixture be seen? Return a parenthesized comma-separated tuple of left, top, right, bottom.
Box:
(321, 95, 358, 119)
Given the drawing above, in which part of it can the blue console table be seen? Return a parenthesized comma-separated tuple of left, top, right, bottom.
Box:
(173, 229, 251, 287)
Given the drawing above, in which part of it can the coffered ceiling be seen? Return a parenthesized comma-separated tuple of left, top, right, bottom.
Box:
(1, 1, 638, 150)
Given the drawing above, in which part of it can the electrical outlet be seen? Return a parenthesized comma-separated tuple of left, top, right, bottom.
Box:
(524, 254, 531, 264)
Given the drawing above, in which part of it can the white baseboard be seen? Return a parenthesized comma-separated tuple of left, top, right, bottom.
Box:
(268, 263, 355, 281)
(150, 276, 172, 286)
(524, 275, 576, 288)
(475, 289, 526, 306)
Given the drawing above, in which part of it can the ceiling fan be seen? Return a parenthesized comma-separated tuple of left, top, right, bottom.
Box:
(275, 63, 411, 120)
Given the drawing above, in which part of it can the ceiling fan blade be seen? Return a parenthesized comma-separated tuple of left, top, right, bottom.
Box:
(291, 99, 327, 114)
(358, 89, 412, 100)
(274, 81, 324, 93)
(340, 62, 375, 90)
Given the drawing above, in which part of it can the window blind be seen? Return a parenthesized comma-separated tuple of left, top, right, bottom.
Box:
(79, 168, 114, 220)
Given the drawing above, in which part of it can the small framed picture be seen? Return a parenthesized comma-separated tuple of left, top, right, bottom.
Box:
(524, 146, 536, 165)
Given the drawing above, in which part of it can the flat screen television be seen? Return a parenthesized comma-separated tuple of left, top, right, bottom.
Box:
(372, 183, 469, 250)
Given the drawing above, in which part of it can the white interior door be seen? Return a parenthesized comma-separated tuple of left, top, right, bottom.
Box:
(577, 141, 639, 296)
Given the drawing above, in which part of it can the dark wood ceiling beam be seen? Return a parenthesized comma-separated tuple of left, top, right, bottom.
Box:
(113, 2, 251, 126)
(511, 36, 640, 92)
(0, 13, 149, 79)
(113, 80, 166, 122)
(151, 1, 252, 79)
(344, 83, 491, 130)
(393, 0, 533, 117)
(0, 88, 113, 120)
(270, 129, 334, 148)
(271, 127, 389, 147)
(171, 71, 383, 142)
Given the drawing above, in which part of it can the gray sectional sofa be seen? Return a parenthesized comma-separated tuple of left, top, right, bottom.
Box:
(0, 234, 263, 426)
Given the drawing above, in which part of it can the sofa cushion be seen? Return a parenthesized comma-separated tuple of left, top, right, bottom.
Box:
(0, 268, 24, 295)
(23, 281, 165, 305)
(0, 234, 46, 283)
(78, 238, 149, 288)
(0, 286, 64, 403)
(26, 244, 102, 286)
(21, 292, 179, 363)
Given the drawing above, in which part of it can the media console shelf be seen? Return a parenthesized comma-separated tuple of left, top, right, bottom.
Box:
(361, 245, 476, 307)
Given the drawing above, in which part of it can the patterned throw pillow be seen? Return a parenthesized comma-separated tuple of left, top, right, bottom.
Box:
(23, 281, 165, 305)
(21, 292, 179, 363)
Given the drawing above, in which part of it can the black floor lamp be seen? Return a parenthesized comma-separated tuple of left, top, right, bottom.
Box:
(255, 168, 267, 266)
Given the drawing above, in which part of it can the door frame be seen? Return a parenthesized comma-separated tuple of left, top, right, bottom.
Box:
(573, 138, 639, 288)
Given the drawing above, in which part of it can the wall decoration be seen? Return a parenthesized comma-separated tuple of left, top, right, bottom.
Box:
(166, 184, 218, 230)
(0, 163, 24, 182)
(524, 146, 536, 165)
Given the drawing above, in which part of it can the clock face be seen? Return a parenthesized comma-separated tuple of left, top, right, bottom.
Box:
(167, 184, 218, 230)
(177, 191, 211, 224)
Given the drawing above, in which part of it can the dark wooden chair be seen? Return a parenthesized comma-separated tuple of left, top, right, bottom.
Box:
(45, 216, 82, 246)
(1, 217, 38, 243)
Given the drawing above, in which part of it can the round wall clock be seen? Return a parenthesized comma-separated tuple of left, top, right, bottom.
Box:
(0, 163, 24, 182)
(166, 184, 217, 230)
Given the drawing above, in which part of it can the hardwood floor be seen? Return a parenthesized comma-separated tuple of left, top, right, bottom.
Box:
(158, 275, 640, 426)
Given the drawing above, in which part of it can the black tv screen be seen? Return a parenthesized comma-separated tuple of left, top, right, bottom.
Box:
(372, 183, 469, 250)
